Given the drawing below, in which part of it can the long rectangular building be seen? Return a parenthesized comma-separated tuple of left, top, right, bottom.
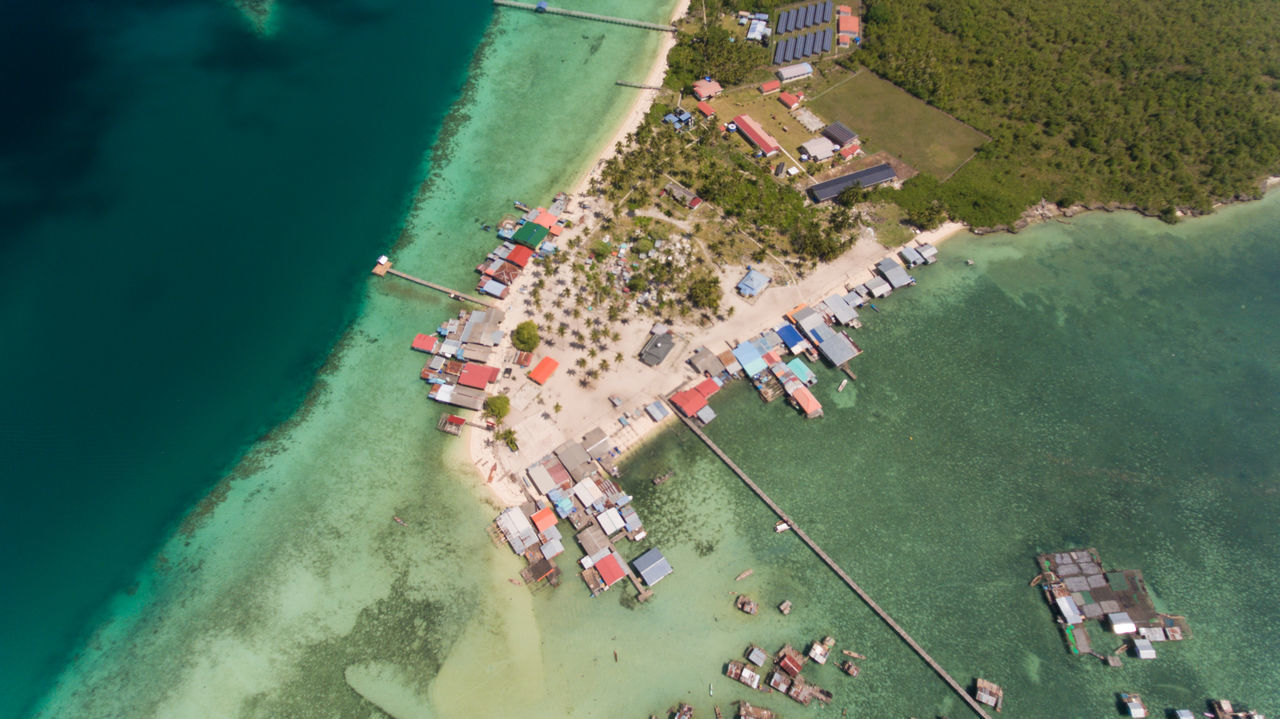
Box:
(807, 163, 897, 202)
(732, 114, 781, 156)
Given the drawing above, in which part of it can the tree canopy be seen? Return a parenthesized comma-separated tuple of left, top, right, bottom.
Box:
(687, 273, 723, 312)
(854, 0, 1280, 223)
(666, 24, 769, 90)
(511, 321, 540, 352)
(484, 395, 510, 423)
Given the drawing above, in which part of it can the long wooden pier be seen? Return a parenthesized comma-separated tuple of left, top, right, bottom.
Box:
(492, 0, 676, 32)
(671, 407, 992, 719)
(372, 260, 496, 308)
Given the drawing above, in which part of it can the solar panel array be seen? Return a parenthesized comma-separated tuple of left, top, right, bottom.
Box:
(775, 1, 832, 36)
(772, 27, 832, 65)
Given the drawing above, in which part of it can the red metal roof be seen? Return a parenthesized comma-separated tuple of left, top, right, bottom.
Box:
(839, 143, 861, 158)
(759, 80, 781, 94)
(444, 414, 466, 426)
(515, 350, 533, 368)
(547, 224, 563, 237)
(837, 33, 852, 47)
(762, 351, 782, 365)
(838, 15, 859, 33)
(458, 363, 499, 389)
(671, 390, 708, 417)
(505, 244, 534, 267)
(732, 114, 780, 156)
(780, 655, 803, 677)
(696, 101, 715, 117)
(529, 356, 559, 384)
(596, 554, 625, 587)
(531, 506, 557, 533)
(694, 378, 720, 399)
(411, 334, 437, 353)
(836, 4, 852, 14)
(778, 92, 801, 109)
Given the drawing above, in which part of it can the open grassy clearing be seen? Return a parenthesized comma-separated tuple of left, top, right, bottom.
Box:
(807, 67, 989, 179)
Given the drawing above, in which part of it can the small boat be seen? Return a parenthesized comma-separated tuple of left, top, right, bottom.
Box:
(778, 600, 792, 615)
(735, 569, 754, 581)
(839, 660, 860, 677)
(965, 259, 975, 265)
(837, 378, 849, 392)
(709, 683, 714, 696)
(868, 303, 880, 313)
(736, 595, 759, 615)
(393, 516, 407, 526)
(775, 520, 791, 533)
(841, 649, 865, 660)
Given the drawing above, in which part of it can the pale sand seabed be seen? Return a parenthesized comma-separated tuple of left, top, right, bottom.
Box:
(32, 2, 688, 717)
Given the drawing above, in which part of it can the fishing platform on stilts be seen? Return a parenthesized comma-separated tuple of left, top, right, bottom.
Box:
(371, 258, 497, 309)
(492, 0, 677, 32)
(669, 403, 994, 719)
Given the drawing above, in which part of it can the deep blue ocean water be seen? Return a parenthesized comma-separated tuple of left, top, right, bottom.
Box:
(0, 1, 489, 714)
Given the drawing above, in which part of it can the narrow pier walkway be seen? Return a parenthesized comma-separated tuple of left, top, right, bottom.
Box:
(671, 407, 992, 719)
(372, 260, 496, 308)
(616, 80, 665, 90)
(492, 0, 676, 32)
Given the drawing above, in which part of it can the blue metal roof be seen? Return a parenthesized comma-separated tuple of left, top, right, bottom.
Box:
(776, 323, 805, 349)
(633, 548, 673, 587)
(731, 343, 768, 378)
(736, 268, 772, 297)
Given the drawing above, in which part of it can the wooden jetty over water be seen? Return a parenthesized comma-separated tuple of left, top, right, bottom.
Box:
(372, 258, 497, 308)
(670, 405, 994, 719)
(492, 0, 677, 32)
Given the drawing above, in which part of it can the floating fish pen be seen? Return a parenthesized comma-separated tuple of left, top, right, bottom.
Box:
(1033, 548, 1190, 659)
(737, 702, 777, 719)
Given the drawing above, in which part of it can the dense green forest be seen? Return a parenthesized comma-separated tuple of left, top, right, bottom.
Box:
(855, 0, 1280, 224)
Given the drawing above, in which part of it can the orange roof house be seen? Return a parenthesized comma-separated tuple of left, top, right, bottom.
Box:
(532, 209, 558, 228)
(793, 386, 823, 418)
(838, 15, 860, 35)
(529, 356, 559, 384)
(411, 333, 437, 353)
(836, 4, 852, 15)
(778, 91, 802, 110)
(505, 244, 535, 267)
(839, 143, 862, 158)
(696, 101, 715, 117)
(837, 33, 852, 47)
(759, 80, 781, 95)
(531, 506, 557, 533)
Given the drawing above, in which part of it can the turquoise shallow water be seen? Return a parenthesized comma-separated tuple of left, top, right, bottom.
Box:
(0, 0, 489, 714)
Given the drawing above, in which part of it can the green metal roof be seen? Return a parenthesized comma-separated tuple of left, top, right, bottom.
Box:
(512, 222, 548, 248)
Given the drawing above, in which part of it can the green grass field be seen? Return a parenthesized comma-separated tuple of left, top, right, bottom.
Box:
(807, 68, 989, 179)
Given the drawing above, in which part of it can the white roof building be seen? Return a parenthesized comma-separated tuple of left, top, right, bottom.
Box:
(597, 506, 626, 535)
(572, 478, 605, 507)
(1108, 612, 1137, 634)
(1133, 638, 1157, 659)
